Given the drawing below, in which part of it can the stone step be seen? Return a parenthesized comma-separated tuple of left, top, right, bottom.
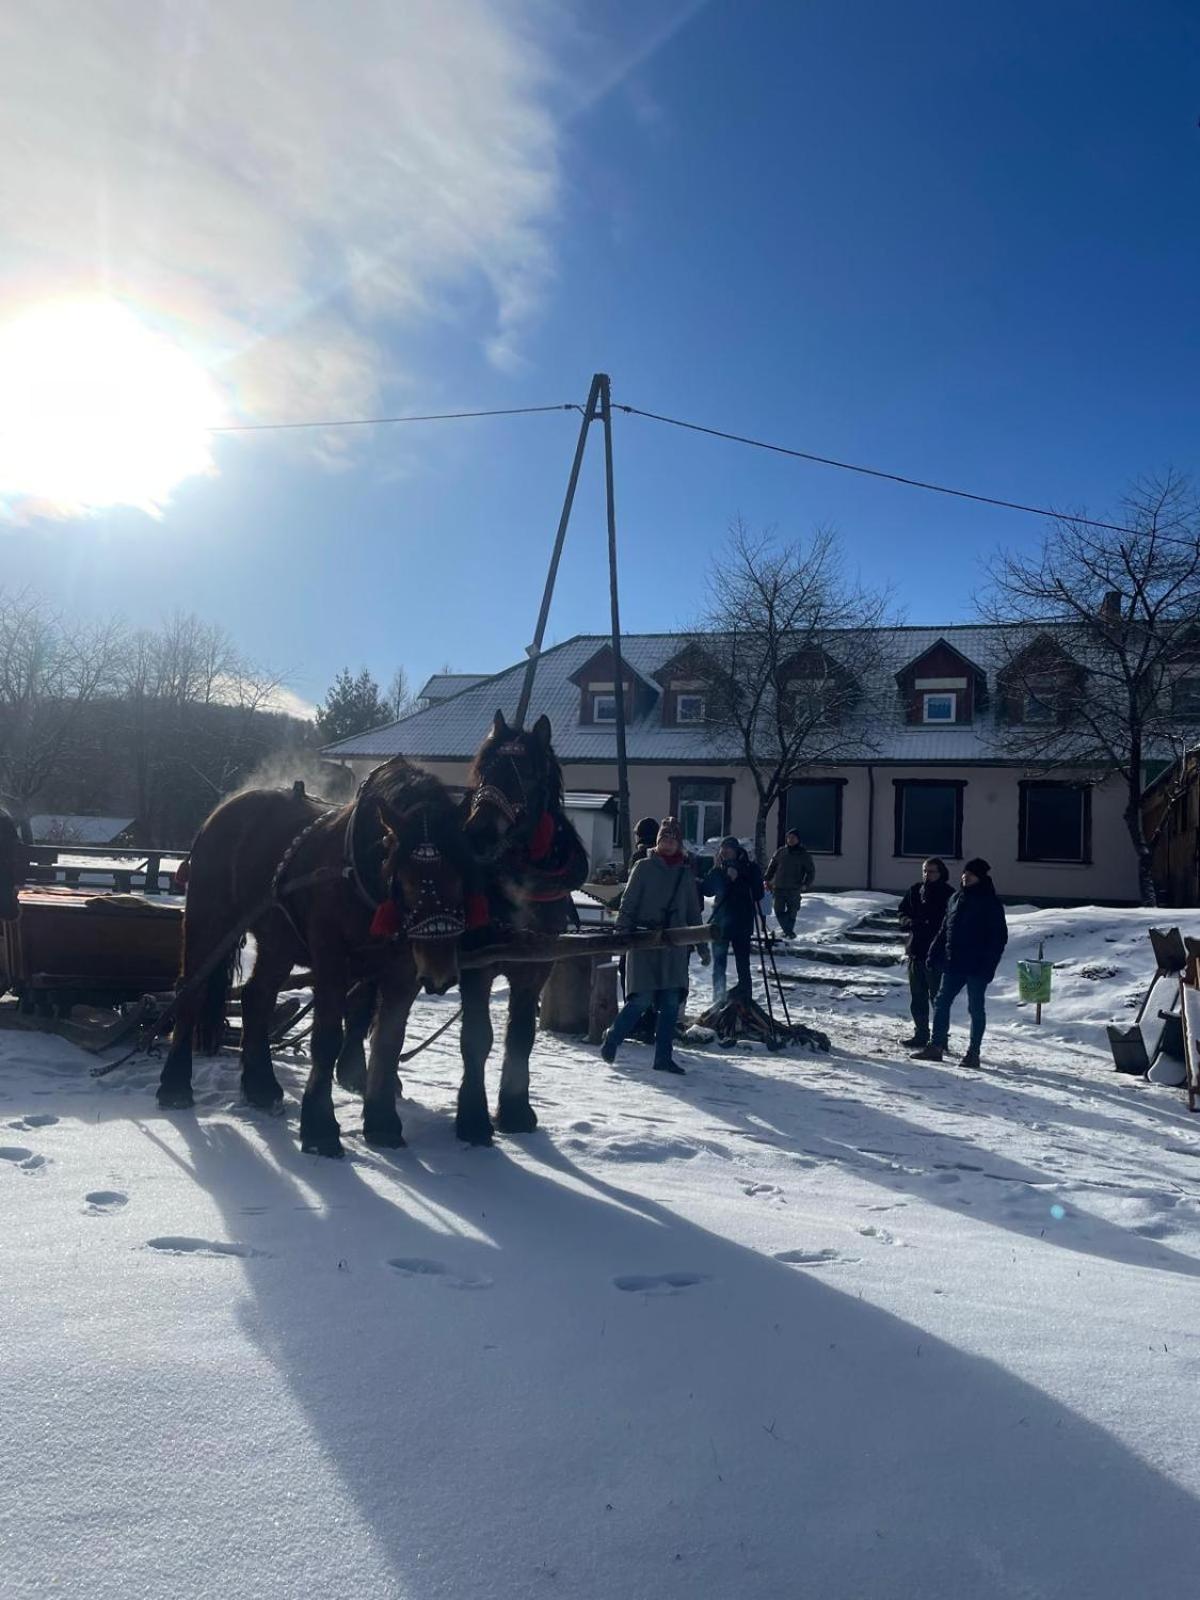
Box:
(775, 968, 905, 990)
(841, 927, 905, 946)
(785, 944, 903, 968)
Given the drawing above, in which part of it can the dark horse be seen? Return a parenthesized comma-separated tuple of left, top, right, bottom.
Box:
(0, 806, 22, 924)
(454, 711, 590, 1144)
(156, 759, 473, 1158)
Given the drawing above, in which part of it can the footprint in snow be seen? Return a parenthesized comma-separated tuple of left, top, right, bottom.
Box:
(741, 1181, 783, 1199)
(613, 1272, 709, 1295)
(858, 1225, 904, 1246)
(387, 1257, 493, 1290)
(8, 1114, 59, 1130)
(146, 1236, 270, 1259)
(774, 1248, 860, 1268)
(0, 1145, 47, 1173)
(84, 1190, 128, 1214)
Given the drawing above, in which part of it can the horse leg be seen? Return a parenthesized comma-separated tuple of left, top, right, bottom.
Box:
(156, 984, 199, 1108)
(456, 967, 495, 1146)
(495, 964, 545, 1133)
(239, 938, 293, 1109)
(299, 960, 348, 1158)
(362, 964, 419, 1148)
(335, 980, 377, 1096)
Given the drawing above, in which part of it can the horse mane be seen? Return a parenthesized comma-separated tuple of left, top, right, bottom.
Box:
(468, 727, 565, 812)
(360, 757, 452, 818)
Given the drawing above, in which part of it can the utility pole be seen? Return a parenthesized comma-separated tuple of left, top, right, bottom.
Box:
(514, 372, 632, 870)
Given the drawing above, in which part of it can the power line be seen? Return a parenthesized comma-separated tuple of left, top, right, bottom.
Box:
(209, 402, 578, 434)
(616, 402, 1136, 536)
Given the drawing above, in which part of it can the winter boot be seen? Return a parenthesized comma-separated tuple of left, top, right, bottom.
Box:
(958, 1048, 982, 1070)
(599, 1032, 617, 1065)
(909, 1043, 944, 1061)
(900, 1033, 929, 1049)
(654, 1058, 686, 1075)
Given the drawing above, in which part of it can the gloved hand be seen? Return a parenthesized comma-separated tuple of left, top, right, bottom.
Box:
(698, 943, 711, 966)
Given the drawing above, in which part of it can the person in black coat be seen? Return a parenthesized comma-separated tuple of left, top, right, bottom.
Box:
(896, 857, 952, 1047)
(911, 857, 1008, 1069)
(701, 836, 764, 1001)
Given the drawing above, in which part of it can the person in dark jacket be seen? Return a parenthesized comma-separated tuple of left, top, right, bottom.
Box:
(629, 815, 661, 865)
(764, 829, 815, 937)
(896, 857, 952, 1047)
(702, 836, 764, 1002)
(911, 857, 1008, 1068)
(601, 817, 702, 1074)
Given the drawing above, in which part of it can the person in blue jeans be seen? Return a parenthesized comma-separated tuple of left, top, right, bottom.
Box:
(911, 857, 1008, 1069)
(601, 817, 702, 1075)
(702, 836, 765, 1003)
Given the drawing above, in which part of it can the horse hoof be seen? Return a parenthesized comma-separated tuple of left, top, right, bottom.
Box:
(495, 1098, 538, 1134)
(242, 1076, 284, 1110)
(455, 1111, 494, 1147)
(335, 1062, 366, 1096)
(363, 1114, 405, 1149)
(156, 1084, 194, 1110)
(301, 1132, 344, 1159)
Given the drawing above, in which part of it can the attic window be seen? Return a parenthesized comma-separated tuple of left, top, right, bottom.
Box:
(922, 692, 956, 723)
(592, 693, 617, 723)
(675, 693, 705, 724)
(1172, 676, 1200, 718)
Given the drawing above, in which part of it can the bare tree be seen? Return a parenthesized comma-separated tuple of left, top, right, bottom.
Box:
(979, 471, 1200, 905)
(385, 666, 418, 721)
(0, 586, 126, 809)
(692, 523, 892, 863)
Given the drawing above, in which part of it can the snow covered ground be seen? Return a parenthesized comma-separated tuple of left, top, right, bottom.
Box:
(3, 892, 1199, 1599)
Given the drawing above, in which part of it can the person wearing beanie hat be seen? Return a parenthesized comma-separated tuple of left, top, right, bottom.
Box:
(601, 816, 702, 1074)
(701, 835, 765, 1002)
(911, 858, 1007, 1069)
(764, 827, 815, 938)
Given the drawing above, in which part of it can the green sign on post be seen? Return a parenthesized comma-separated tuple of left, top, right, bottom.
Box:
(1017, 960, 1053, 1006)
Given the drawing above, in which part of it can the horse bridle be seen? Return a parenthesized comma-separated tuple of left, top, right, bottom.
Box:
(468, 743, 547, 833)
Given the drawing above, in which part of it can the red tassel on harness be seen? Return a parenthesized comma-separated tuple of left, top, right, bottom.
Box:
(466, 892, 490, 930)
(370, 898, 402, 938)
(528, 811, 555, 862)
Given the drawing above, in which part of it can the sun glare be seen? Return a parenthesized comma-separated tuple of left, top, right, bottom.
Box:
(0, 298, 225, 518)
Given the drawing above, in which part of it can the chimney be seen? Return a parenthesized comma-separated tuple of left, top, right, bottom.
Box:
(1100, 591, 1122, 623)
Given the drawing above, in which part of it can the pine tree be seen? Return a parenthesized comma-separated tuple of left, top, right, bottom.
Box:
(315, 667, 392, 745)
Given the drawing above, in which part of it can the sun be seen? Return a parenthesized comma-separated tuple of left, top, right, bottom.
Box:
(0, 298, 225, 518)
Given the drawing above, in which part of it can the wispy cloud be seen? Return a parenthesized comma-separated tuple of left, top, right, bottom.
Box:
(0, 0, 561, 435)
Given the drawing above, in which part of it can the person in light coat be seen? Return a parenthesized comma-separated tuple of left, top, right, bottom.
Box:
(601, 817, 702, 1075)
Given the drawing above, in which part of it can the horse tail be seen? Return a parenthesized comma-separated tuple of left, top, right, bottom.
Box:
(193, 934, 242, 1056)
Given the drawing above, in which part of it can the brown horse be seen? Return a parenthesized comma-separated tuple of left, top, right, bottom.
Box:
(0, 806, 22, 924)
(155, 759, 472, 1158)
(454, 712, 590, 1144)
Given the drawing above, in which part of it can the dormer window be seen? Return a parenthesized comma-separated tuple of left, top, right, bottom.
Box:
(675, 693, 705, 724)
(923, 692, 956, 723)
(1023, 689, 1056, 724)
(592, 693, 617, 723)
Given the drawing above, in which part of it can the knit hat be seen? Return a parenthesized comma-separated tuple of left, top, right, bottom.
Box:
(634, 815, 659, 846)
(785, 828, 801, 843)
(963, 856, 991, 878)
(720, 835, 739, 851)
(657, 816, 683, 845)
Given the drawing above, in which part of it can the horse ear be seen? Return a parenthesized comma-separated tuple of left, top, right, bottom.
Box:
(532, 713, 552, 750)
(492, 710, 508, 740)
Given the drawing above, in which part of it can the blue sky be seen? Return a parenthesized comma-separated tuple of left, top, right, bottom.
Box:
(2, 0, 1197, 715)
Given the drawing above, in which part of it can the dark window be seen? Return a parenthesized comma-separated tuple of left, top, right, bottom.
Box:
(785, 782, 843, 855)
(675, 693, 706, 724)
(1019, 783, 1091, 863)
(1171, 677, 1200, 718)
(894, 782, 963, 858)
(592, 693, 616, 723)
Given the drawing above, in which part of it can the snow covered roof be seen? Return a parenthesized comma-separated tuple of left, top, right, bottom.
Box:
(29, 814, 135, 844)
(417, 673, 489, 703)
(320, 626, 1164, 767)
(563, 791, 618, 811)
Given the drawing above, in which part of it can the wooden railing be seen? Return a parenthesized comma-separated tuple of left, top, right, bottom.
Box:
(22, 843, 187, 896)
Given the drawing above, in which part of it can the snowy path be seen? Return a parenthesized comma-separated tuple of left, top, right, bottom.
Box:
(3, 896, 1200, 1599)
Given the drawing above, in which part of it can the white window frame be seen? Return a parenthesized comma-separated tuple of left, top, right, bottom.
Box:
(922, 691, 956, 724)
(675, 693, 706, 725)
(591, 693, 616, 723)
